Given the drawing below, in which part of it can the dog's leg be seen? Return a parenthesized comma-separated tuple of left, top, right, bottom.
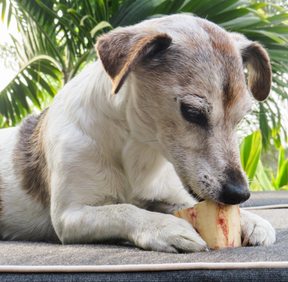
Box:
(53, 204, 208, 253)
(240, 209, 276, 246)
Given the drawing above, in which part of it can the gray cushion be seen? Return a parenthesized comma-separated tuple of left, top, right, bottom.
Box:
(0, 209, 287, 266)
(1, 192, 288, 282)
(240, 191, 288, 208)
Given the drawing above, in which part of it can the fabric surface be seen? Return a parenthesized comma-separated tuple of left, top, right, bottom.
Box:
(240, 191, 288, 208)
(0, 209, 287, 266)
(1, 268, 288, 282)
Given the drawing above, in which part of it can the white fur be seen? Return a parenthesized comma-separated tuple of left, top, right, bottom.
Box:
(0, 14, 275, 252)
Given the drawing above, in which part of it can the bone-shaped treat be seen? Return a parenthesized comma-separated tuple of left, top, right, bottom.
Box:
(174, 201, 241, 250)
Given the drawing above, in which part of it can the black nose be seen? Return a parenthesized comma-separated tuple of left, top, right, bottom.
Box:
(220, 184, 250, 205)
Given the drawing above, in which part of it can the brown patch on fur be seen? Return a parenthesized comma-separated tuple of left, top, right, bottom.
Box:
(96, 32, 172, 94)
(96, 31, 134, 80)
(13, 108, 50, 208)
(196, 19, 248, 111)
(222, 70, 247, 112)
(242, 42, 271, 102)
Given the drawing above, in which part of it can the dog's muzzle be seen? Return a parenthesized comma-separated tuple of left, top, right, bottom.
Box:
(188, 186, 204, 202)
(219, 183, 250, 205)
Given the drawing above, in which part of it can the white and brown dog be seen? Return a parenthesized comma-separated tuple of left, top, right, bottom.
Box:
(0, 14, 275, 252)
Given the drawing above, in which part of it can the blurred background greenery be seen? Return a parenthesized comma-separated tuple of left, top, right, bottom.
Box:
(0, 0, 287, 191)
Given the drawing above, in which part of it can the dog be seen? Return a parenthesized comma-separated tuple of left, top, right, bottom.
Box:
(0, 14, 275, 252)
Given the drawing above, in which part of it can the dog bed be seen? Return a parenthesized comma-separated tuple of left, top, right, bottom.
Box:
(1, 191, 288, 281)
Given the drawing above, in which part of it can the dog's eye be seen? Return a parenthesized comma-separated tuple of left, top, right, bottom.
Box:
(180, 102, 208, 127)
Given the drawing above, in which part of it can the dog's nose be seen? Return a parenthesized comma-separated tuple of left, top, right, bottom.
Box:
(220, 184, 250, 205)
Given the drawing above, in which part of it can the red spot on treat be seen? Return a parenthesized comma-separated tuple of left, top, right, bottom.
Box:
(218, 208, 229, 245)
(188, 207, 197, 219)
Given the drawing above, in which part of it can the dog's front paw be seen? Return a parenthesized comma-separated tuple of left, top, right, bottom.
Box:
(131, 213, 208, 253)
(241, 210, 276, 246)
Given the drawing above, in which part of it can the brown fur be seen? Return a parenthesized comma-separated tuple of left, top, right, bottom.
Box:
(96, 31, 134, 80)
(242, 42, 271, 102)
(196, 19, 247, 111)
(97, 33, 172, 94)
(13, 108, 50, 208)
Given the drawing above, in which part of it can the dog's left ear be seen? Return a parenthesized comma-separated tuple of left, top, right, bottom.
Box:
(96, 31, 172, 94)
(231, 33, 272, 102)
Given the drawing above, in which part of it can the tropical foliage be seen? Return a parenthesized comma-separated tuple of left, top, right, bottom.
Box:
(240, 131, 288, 191)
(0, 0, 288, 145)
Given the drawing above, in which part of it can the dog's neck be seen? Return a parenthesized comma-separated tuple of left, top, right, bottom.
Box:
(57, 61, 158, 161)
(54, 60, 170, 184)
(62, 61, 126, 120)
(59, 61, 126, 130)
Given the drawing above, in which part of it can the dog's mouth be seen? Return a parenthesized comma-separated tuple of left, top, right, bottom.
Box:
(187, 185, 204, 202)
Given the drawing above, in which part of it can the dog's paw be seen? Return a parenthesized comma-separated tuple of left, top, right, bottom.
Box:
(130, 213, 208, 253)
(240, 210, 276, 246)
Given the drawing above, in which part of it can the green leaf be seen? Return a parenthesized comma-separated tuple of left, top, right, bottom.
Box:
(208, 8, 250, 24)
(155, 0, 186, 15)
(267, 13, 288, 25)
(276, 159, 288, 189)
(277, 146, 285, 178)
(68, 49, 92, 80)
(180, 0, 206, 13)
(1, 0, 6, 22)
(255, 160, 274, 191)
(7, 2, 12, 28)
(21, 74, 42, 109)
(0, 113, 6, 128)
(80, 14, 98, 26)
(3, 92, 16, 125)
(240, 131, 262, 180)
(28, 69, 57, 97)
(111, 0, 167, 27)
(246, 7, 270, 23)
(259, 103, 271, 151)
(201, 0, 239, 17)
(10, 84, 30, 112)
(90, 21, 113, 37)
(220, 15, 261, 29)
(242, 30, 288, 44)
(82, 0, 93, 19)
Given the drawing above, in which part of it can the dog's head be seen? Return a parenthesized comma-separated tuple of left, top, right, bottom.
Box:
(96, 15, 271, 205)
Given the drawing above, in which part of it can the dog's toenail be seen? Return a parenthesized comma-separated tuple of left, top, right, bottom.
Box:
(202, 246, 211, 252)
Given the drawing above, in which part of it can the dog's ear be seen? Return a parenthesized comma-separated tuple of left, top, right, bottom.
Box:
(231, 33, 271, 102)
(96, 31, 172, 94)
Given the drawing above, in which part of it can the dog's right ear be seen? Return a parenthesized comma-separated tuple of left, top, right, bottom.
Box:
(96, 31, 172, 94)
